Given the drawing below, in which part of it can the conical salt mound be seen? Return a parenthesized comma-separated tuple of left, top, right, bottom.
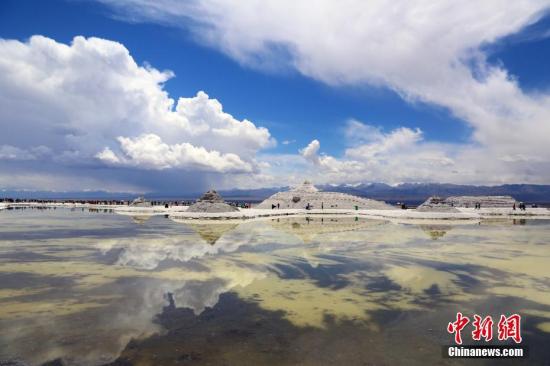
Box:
(186, 190, 239, 213)
(256, 181, 395, 210)
(197, 190, 224, 202)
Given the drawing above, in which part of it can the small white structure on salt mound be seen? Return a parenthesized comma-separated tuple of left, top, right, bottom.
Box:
(256, 181, 395, 210)
(187, 190, 239, 213)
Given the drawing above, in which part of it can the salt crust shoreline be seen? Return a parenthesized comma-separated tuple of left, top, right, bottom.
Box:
(2, 202, 548, 221)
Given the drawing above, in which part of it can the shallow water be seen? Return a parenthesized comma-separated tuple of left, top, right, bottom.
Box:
(0, 208, 549, 365)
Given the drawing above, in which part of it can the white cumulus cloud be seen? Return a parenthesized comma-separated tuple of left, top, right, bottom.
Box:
(299, 139, 321, 165)
(0, 35, 273, 191)
(97, 133, 253, 173)
(296, 120, 544, 185)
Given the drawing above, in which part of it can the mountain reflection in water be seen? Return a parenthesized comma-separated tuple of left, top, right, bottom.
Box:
(0, 209, 549, 365)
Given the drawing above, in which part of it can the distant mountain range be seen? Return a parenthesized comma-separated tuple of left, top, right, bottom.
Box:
(2, 183, 550, 205)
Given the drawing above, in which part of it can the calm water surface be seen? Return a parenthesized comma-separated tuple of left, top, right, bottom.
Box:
(0, 208, 549, 365)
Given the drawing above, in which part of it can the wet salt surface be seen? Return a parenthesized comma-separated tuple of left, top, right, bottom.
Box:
(0, 208, 549, 365)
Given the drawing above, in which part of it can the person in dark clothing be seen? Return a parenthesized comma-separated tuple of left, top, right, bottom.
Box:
(277, 203, 280, 209)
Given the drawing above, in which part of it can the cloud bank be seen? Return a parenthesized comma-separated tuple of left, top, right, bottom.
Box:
(0, 35, 273, 191)
(99, 0, 550, 185)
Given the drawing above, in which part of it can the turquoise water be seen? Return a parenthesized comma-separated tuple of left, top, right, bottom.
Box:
(0, 208, 549, 365)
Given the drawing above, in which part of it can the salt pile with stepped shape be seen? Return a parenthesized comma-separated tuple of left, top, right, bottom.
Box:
(256, 181, 396, 210)
(417, 196, 460, 212)
(186, 190, 239, 213)
(418, 195, 519, 211)
(445, 195, 518, 208)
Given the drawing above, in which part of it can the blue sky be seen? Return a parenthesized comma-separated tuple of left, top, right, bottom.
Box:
(1, 1, 550, 192)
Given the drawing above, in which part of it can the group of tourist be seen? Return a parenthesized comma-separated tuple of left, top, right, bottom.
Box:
(229, 202, 251, 209)
(0, 198, 128, 205)
(513, 202, 527, 211)
(269, 202, 321, 210)
(468, 202, 530, 210)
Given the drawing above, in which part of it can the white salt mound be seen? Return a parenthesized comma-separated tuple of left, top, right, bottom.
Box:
(256, 181, 396, 210)
(187, 190, 239, 213)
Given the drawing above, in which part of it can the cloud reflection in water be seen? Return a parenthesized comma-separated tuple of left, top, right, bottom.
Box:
(0, 210, 549, 365)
